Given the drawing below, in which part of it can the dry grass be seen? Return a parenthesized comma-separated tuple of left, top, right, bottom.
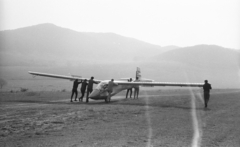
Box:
(0, 89, 240, 147)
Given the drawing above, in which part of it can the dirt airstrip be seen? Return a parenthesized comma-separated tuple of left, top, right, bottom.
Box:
(1, 89, 240, 147)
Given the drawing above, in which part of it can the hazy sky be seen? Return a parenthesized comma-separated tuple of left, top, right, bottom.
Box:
(1, 0, 240, 49)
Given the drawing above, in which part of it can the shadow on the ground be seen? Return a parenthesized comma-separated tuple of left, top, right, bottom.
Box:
(1, 99, 119, 106)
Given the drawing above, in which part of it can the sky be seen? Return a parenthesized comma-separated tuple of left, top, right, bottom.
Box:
(0, 0, 240, 49)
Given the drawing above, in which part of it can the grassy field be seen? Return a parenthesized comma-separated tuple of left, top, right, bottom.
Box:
(1, 79, 73, 92)
(0, 89, 240, 147)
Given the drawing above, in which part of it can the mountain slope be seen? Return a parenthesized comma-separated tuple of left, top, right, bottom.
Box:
(148, 45, 240, 88)
(0, 23, 164, 66)
(152, 45, 239, 69)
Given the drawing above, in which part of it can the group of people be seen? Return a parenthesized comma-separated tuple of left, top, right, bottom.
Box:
(70, 76, 141, 103)
(70, 77, 119, 103)
(125, 77, 140, 99)
(105, 77, 140, 102)
(70, 76, 98, 103)
(71, 76, 212, 108)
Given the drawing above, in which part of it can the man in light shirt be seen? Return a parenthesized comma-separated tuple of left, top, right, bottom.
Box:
(126, 78, 133, 98)
(106, 79, 118, 102)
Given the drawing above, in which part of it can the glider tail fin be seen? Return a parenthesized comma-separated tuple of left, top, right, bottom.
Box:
(136, 67, 141, 80)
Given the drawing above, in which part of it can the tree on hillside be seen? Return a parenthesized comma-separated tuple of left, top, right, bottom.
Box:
(0, 78, 7, 89)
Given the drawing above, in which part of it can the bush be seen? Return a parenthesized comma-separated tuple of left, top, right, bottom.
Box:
(20, 88, 28, 92)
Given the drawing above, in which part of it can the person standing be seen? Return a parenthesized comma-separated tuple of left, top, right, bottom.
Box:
(134, 77, 140, 99)
(70, 79, 82, 102)
(203, 80, 212, 108)
(106, 79, 118, 103)
(79, 79, 88, 102)
(126, 78, 133, 98)
(86, 77, 98, 103)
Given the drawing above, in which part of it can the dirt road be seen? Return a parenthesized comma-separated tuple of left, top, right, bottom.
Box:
(1, 89, 240, 147)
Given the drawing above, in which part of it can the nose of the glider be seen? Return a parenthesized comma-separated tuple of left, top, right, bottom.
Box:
(89, 89, 100, 98)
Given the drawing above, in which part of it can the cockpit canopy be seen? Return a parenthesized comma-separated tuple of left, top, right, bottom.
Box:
(95, 80, 109, 90)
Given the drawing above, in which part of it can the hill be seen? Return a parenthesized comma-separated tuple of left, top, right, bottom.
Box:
(146, 45, 240, 88)
(152, 45, 239, 69)
(0, 23, 167, 66)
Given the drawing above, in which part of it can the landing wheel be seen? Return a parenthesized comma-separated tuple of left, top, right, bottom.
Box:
(105, 98, 108, 103)
(105, 96, 111, 103)
(86, 97, 89, 103)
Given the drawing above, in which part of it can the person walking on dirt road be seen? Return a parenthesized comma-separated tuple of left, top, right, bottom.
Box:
(203, 80, 212, 108)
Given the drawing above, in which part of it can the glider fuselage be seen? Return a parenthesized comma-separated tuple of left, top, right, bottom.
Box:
(89, 80, 135, 100)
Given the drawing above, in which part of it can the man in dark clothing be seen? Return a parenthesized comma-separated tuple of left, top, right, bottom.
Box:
(134, 77, 140, 99)
(86, 77, 98, 103)
(203, 80, 212, 108)
(79, 79, 88, 102)
(71, 79, 82, 102)
(126, 78, 133, 98)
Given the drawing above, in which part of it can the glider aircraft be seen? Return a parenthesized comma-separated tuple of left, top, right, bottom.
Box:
(28, 67, 204, 103)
